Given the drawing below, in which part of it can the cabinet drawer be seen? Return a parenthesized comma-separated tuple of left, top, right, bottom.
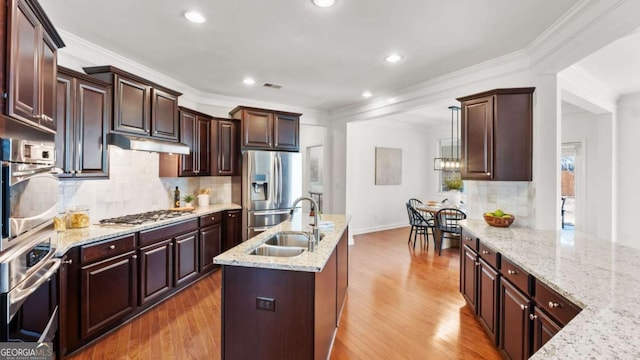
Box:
(81, 234, 136, 264)
(460, 228, 478, 252)
(534, 281, 581, 326)
(501, 257, 531, 295)
(139, 219, 199, 247)
(478, 241, 500, 269)
(200, 212, 223, 228)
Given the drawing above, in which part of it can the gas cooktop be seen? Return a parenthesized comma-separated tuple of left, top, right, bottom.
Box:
(99, 210, 194, 226)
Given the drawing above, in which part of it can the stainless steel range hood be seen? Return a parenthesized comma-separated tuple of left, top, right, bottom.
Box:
(108, 133, 190, 155)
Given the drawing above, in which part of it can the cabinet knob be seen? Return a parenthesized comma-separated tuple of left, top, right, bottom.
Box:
(109, 245, 116, 250)
(63, 259, 73, 265)
(132, 255, 137, 259)
(507, 269, 518, 275)
(482, 250, 490, 255)
(475, 262, 480, 266)
(212, 216, 216, 221)
(520, 304, 527, 311)
(465, 237, 473, 242)
(548, 301, 560, 309)
(529, 314, 538, 320)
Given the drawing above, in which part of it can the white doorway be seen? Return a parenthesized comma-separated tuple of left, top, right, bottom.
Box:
(561, 142, 584, 231)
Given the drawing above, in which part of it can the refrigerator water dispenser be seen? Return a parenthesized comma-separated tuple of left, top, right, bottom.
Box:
(251, 174, 268, 201)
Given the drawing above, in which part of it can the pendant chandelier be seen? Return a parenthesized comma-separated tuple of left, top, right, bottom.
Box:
(434, 105, 461, 171)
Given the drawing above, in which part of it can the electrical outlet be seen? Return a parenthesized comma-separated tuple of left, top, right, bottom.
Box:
(256, 297, 276, 311)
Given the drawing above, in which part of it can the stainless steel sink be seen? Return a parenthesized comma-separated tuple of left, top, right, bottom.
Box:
(248, 244, 305, 257)
(263, 231, 325, 248)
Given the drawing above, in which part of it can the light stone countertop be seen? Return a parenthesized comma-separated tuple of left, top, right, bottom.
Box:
(213, 214, 350, 272)
(460, 219, 640, 359)
(55, 203, 242, 256)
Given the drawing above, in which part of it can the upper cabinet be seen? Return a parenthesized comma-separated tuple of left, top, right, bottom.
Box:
(212, 118, 240, 176)
(6, 0, 65, 133)
(83, 66, 181, 141)
(457, 88, 534, 181)
(56, 67, 111, 179)
(159, 107, 211, 177)
(230, 106, 301, 152)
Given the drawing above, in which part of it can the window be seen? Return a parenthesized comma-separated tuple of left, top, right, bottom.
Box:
(438, 139, 462, 192)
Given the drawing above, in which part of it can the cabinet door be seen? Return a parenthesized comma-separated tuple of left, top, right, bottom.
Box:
(274, 113, 299, 151)
(531, 306, 562, 355)
(196, 116, 211, 176)
(114, 75, 150, 136)
(462, 95, 494, 180)
(74, 79, 110, 178)
(174, 231, 199, 287)
(139, 239, 173, 306)
(478, 259, 499, 345)
(39, 33, 57, 132)
(80, 251, 137, 338)
(217, 120, 238, 175)
(223, 210, 242, 251)
(243, 109, 273, 149)
(336, 228, 349, 324)
(461, 245, 478, 313)
(499, 278, 531, 360)
(8, 0, 40, 126)
(199, 224, 222, 273)
(179, 110, 197, 176)
(56, 74, 73, 177)
(151, 88, 179, 141)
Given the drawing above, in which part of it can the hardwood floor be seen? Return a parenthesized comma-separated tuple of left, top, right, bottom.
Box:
(66, 226, 500, 360)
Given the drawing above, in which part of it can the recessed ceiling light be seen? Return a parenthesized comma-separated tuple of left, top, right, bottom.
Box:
(362, 91, 372, 98)
(312, 0, 336, 8)
(184, 11, 206, 23)
(243, 78, 256, 85)
(385, 53, 403, 63)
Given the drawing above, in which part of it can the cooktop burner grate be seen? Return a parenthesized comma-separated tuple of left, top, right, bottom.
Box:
(99, 210, 194, 226)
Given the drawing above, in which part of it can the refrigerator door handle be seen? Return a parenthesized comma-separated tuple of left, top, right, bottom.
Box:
(273, 153, 279, 205)
(277, 154, 283, 204)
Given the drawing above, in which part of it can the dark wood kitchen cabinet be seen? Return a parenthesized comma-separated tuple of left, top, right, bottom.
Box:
(79, 234, 138, 339)
(138, 219, 200, 307)
(457, 88, 534, 181)
(230, 106, 301, 152)
(56, 66, 111, 179)
(499, 277, 532, 360)
(531, 280, 581, 354)
(212, 118, 240, 175)
(461, 245, 478, 314)
(223, 209, 242, 251)
(199, 212, 223, 273)
(83, 65, 181, 140)
(158, 107, 212, 177)
(336, 228, 349, 323)
(478, 258, 499, 344)
(6, 0, 64, 132)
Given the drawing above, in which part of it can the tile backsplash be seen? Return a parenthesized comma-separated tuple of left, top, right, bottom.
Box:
(58, 147, 233, 221)
(463, 181, 533, 227)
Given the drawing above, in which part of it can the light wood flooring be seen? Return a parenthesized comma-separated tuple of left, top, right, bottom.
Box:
(66, 227, 500, 359)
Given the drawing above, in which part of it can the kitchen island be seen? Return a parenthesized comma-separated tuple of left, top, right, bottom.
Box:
(460, 219, 640, 359)
(214, 214, 350, 360)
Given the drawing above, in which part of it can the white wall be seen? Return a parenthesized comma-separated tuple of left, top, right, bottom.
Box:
(616, 92, 640, 248)
(299, 124, 328, 213)
(561, 111, 613, 239)
(345, 120, 430, 235)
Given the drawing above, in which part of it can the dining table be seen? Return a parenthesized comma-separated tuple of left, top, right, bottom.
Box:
(415, 202, 465, 252)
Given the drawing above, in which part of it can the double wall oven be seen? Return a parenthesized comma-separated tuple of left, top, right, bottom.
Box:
(0, 137, 61, 349)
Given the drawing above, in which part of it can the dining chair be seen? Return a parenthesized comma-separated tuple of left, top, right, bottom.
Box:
(408, 198, 423, 208)
(435, 208, 467, 255)
(406, 202, 435, 250)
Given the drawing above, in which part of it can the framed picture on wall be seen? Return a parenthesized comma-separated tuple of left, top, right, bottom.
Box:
(375, 147, 402, 185)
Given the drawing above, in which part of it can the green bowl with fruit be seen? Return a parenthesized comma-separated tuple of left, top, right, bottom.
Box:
(483, 209, 515, 227)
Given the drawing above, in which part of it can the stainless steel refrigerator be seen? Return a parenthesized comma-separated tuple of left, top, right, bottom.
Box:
(242, 151, 302, 240)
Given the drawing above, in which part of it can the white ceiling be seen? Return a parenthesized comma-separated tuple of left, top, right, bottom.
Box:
(40, 0, 580, 112)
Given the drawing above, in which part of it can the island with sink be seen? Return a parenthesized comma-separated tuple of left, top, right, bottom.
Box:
(213, 213, 350, 360)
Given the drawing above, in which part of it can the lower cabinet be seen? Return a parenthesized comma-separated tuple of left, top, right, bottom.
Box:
(139, 239, 173, 306)
(336, 228, 349, 324)
(461, 245, 478, 313)
(80, 250, 138, 338)
(499, 277, 531, 360)
(174, 231, 199, 286)
(200, 222, 222, 273)
(478, 258, 499, 345)
(223, 209, 242, 251)
(531, 306, 562, 353)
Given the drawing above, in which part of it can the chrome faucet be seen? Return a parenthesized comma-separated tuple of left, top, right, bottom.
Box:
(289, 196, 320, 251)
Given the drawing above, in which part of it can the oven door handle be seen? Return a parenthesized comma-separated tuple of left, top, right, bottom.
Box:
(37, 305, 58, 343)
(8, 258, 61, 322)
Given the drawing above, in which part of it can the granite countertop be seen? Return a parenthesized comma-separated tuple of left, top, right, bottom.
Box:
(460, 219, 640, 359)
(55, 203, 241, 256)
(214, 214, 350, 272)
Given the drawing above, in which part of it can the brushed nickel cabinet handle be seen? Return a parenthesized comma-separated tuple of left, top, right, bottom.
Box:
(109, 245, 116, 250)
(548, 301, 560, 309)
(63, 259, 73, 264)
(529, 314, 537, 320)
(132, 255, 138, 259)
(482, 250, 490, 255)
(520, 304, 527, 311)
(507, 269, 518, 275)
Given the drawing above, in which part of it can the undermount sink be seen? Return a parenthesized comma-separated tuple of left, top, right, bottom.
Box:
(248, 244, 305, 257)
(263, 231, 326, 248)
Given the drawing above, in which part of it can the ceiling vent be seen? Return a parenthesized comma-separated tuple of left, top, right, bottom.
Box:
(263, 83, 283, 89)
